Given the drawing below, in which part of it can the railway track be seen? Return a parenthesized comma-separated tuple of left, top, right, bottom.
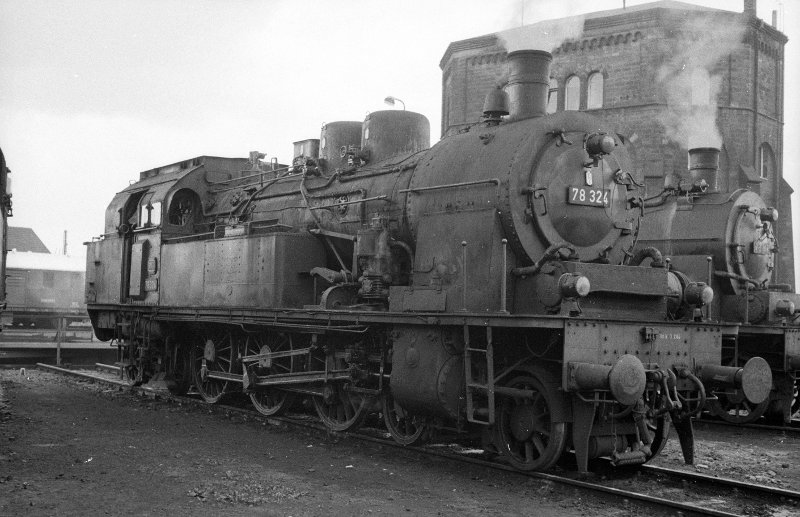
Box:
(698, 415, 800, 435)
(36, 363, 800, 517)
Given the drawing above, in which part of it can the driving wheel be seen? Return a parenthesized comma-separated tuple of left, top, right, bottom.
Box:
(245, 333, 296, 416)
(494, 374, 567, 471)
(382, 391, 429, 446)
(312, 382, 370, 432)
(191, 329, 236, 404)
(708, 389, 769, 423)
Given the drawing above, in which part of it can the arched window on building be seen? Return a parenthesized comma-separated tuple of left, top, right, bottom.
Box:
(547, 78, 558, 114)
(587, 72, 603, 109)
(565, 75, 580, 111)
(759, 143, 775, 179)
(690, 68, 711, 106)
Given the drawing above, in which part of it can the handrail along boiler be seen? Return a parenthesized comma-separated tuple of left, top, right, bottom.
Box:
(85, 51, 772, 472)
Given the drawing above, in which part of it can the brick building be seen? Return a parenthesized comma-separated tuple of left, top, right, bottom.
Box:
(439, 0, 793, 286)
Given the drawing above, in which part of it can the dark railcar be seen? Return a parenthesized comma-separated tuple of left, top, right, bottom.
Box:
(4, 251, 86, 328)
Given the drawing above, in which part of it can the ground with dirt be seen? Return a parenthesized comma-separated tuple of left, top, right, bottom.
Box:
(653, 420, 800, 492)
(1, 368, 798, 516)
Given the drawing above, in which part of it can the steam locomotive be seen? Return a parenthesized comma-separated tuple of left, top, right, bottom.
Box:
(0, 147, 11, 316)
(85, 50, 772, 473)
(636, 149, 800, 424)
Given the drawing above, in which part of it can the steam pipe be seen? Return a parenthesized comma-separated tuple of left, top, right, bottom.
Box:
(511, 242, 576, 277)
(629, 247, 664, 268)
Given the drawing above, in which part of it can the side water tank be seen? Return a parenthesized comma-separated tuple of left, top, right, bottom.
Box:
(361, 110, 430, 164)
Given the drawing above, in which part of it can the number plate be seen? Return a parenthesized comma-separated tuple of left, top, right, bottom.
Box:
(567, 186, 610, 207)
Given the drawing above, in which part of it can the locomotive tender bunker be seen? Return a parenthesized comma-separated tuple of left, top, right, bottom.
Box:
(85, 50, 771, 473)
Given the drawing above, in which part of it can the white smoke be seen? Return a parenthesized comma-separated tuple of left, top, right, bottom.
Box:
(657, 15, 747, 149)
(497, 16, 585, 53)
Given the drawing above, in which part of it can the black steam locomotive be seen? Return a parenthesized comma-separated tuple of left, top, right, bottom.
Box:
(85, 51, 772, 473)
(0, 147, 11, 316)
(636, 148, 800, 424)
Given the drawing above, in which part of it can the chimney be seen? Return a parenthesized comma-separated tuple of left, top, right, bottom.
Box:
(772, 10, 777, 28)
(506, 50, 552, 120)
(743, 0, 756, 17)
(688, 147, 720, 193)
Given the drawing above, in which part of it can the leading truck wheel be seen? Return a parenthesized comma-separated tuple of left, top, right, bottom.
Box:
(494, 374, 567, 471)
(708, 391, 769, 423)
(706, 356, 773, 424)
(644, 414, 670, 460)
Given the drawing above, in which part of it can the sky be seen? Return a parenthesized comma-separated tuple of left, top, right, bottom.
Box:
(0, 0, 797, 266)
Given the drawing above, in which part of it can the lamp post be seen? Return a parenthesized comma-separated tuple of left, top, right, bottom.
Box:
(384, 96, 405, 110)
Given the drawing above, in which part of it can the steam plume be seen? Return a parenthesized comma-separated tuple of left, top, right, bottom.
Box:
(657, 15, 747, 149)
(497, 16, 585, 54)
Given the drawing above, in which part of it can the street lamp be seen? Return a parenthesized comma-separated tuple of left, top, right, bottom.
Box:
(384, 96, 405, 110)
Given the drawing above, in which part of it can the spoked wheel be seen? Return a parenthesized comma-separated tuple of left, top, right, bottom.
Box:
(312, 382, 371, 432)
(634, 390, 671, 460)
(191, 329, 237, 404)
(245, 333, 296, 416)
(382, 391, 429, 446)
(494, 374, 567, 471)
(307, 346, 372, 432)
(708, 390, 770, 423)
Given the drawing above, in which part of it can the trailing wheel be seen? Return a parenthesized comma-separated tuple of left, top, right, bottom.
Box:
(245, 333, 296, 417)
(167, 344, 192, 396)
(494, 374, 567, 471)
(191, 329, 236, 404)
(708, 389, 769, 423)
(382, 391, 429, 446)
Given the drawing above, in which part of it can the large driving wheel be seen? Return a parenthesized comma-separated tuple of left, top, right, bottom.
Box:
(494, 374, 567, 471)
(708, 389, 769, 423)
(312, 383, 370, 432)
(382, 391, 429, 446)
(191, 329, 236, 404)
(245, 333, 296, 416)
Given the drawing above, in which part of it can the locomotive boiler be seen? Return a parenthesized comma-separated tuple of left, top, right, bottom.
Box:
(637, 147, 800, 423)
(85, 50, 771, 473)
